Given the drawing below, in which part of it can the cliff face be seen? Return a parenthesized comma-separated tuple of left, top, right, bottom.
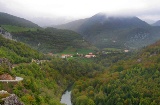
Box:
(2, 94, 24, 105)
(0, 27, 12, 40)
(0, 58, 12, 72)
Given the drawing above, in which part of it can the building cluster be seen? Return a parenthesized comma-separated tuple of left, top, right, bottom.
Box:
(61, 54, 73, 58)
(61, 52, 96, 59)
(84, 53, 96, 58)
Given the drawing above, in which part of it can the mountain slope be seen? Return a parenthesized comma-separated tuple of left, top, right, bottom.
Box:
(55, 13, 160, 49)
(12, 27, 95, 53)
(0, 34, 43, 77)
(0, 35, 101, 105)
(0, 12, 39, 28)
(0, 12, 95, 54)
(152, 20, 160, 26)
(54, 18, 88, 32)
(0, 35, 42, 63)
(72, 39, 160, 105)
(78, 13, 150, 34)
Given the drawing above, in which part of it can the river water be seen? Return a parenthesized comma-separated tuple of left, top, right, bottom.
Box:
(60, 90, 72, 105)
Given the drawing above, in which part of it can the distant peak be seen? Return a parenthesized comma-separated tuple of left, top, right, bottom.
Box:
(152, 20, 160, 26)
(94, 12, 138, 19)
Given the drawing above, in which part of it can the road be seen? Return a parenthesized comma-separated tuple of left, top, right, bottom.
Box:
(0, 77, 23, 83)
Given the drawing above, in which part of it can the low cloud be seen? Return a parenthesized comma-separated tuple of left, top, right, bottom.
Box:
(0, 0, 160, 25)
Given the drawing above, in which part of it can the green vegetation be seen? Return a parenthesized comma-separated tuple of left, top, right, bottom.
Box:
(0, 35, 43, 64)
(55, 13, 160, 50)
(12, 27, 95, 53)
(0, 12, 159, 105)
(102, 48, 123, 53)
(72, 40, 160, 105)
(61, 47, 94, 55)
(0, 58, 103, 105)
(0, 29, 159, 105)
(0, 12, 39, 28)
(0, 33, 102, 104)
(76, 49, 94, 54)
(0, 34, 43, 76)
(0, 92, 10, 104)
(1, 25, 37, 33)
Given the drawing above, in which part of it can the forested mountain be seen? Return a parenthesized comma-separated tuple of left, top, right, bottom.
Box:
(54, 18, 88, 32)
(0, 12, 159, 105)
(0, 34, 43, 79)
(0, 12, 95, 54)
(0, 26, 101, 104)
(0, 34, 103, 105)
(0, 12, 39, 28)
(72, 40, 160, 105)
(152, 20, 160, 26)
(55, 13, 160, 49)
(11, 27, 95, 53)
(0, 35, 42, 64)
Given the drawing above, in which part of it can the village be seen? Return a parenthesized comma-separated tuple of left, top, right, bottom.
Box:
(61, 52, 96, 59)
(45, 49, 130, 60)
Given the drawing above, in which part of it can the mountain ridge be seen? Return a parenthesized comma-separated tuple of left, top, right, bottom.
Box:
(0, 12, 39, 28)
(0, 12, 95, 54)
(152, 20, 160, 26)
(11, 27, 96, 53)
(54, 13, 160, 49)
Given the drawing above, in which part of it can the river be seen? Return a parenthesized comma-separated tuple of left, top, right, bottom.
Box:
(60, 90, 72, 105)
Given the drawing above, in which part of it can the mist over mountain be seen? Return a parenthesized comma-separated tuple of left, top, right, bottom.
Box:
(31, 17, 74, 27)
(54, 13, 160, 49)
(0, 12, 39, 28)
(0, 8, 160, 105)
(152, 20, 160, 26)
(54, 18, 88, 32)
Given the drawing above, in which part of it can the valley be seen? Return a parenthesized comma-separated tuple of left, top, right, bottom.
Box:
(0, 12, 159, 105)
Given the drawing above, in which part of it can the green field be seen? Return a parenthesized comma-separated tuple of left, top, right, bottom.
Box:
(103, 48, 122, 52)
(66, 57, 94, 63)
(61, 47, 94, 54)
(1, 25, 37, 32)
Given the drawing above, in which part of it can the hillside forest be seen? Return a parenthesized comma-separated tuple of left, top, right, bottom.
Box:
(0, 12, 159, 105)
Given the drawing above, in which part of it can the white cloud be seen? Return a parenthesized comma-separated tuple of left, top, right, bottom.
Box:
(0, 0, 160, 25)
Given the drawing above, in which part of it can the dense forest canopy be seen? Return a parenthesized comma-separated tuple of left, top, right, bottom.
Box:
(72, 40, 160, 105)
(0, 35, 43, 63)
(11, 27, 95, 53)
(0, 12, 159, 105)
(55, 13, 160, 50)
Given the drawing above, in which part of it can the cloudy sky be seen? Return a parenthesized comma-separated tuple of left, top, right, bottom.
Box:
(0, 0, 160, 26)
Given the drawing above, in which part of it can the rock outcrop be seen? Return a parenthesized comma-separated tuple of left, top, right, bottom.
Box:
(2, 94, 24, 105)
(0, 27, 12, 40)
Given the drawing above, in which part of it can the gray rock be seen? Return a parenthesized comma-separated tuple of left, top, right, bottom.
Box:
(2, 94, 24, 105)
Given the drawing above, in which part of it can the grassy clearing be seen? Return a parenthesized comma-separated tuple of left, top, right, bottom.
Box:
(60, 47, 94, 55)
(1, 25, 37, 32)
(76, 49, 94, 54)
(66, 57, 94, 63)
(103, 48, 122, 52)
